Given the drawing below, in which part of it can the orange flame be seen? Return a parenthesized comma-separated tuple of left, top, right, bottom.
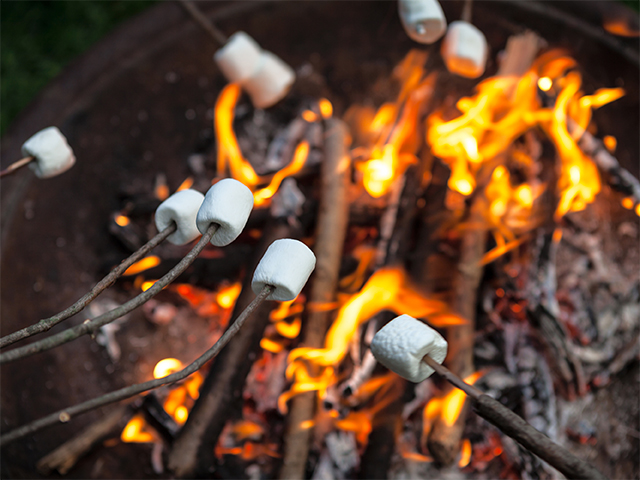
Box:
(214, 84, 311, 206)
(176, 177, 194, 191)
(260, 337, 285, 353)
(275, 317, 302, 339)
(121, 413, 156, 443)
(123, 255, 161, 276)
(459, 439, 472, 467)
(141, 280, 158, 292)
(216, 282, 242, 309)
(230, 420, 265, 441)
(151, 358, 203, 425)
(289, 267, 465, 368)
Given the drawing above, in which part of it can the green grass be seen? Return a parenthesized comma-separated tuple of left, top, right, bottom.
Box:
(0, 1, 155, 135)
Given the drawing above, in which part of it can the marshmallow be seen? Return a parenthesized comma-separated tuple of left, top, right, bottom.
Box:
(398, 0, 447, 44)
(441, 21, 488, 78)
(251, 239, 316, 301)
(155, 189, 205, 245)
(214, 31, 264, 84)
(242, 52, 296, 109)
(370, 314, 447, 383)
(21, 127, 76, 178)
(196, 178, 254, 246)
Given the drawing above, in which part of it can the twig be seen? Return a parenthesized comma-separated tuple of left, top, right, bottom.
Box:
(0, 224, 217, 364)
(461, 0, 473, 23)
(279, 118, 351, 480)
(0, 284, 274, 446)
(0, 156, 35, 178)
(177, 0, 228, 47)
(36, 403, 136, 475)
(422, 356, 608, 480)
(0, 224, 177, 349)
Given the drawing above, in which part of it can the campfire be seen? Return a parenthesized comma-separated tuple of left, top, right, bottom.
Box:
(1, 1, 638, 479)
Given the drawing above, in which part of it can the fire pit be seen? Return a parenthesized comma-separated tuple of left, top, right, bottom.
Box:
(1, 1, 638, 479)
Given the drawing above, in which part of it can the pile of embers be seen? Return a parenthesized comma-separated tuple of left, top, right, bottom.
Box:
(5, 26, 639, 480)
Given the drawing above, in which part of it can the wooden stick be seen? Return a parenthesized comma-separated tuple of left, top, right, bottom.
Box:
(0, 156, 34, 178)
(0, 284, 273, 445)
(0, 224, 176, 349)
(36, 404, 135, 475)
(279, 118, 351, 480)
(422, 356, 607, 480)
(0, 224, 216, 364)
(177, 0, 228, 46)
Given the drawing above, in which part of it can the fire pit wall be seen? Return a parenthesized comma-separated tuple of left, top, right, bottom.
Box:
(1, 1, 638, 478)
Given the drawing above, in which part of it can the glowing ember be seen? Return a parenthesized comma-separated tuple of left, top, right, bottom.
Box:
(621, 197, 634, 210)
(603, 135, 617, 153)
(123, 255, 161, 276)
(115, 214, 130, 227)
(319, 98, 333, 119)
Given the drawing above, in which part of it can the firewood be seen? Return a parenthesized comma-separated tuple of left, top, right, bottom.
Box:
(36, 404, 135, 475)
(279, 118, 351, 480)
(427, 30, 544, 466)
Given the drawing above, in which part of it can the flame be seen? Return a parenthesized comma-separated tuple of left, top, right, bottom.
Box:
(275, 318, 301, 338)
(176, 177, 194, 191)
(603, 18, 640, 37)
(278, 366, 336, 414)
(319, 98, 333, 119)
(260, 337, 284, 353)
(458, 439, 472, 467)
(141, 280, 158, 292)
(115, 215, 130, 227)
(230, 420, 264, 441)
(353, 51, 432, 198)
(123, 255, 161, 276)
(339, 245, 376, 291)
(289, 267, 465, 368)
(537, 76, 552, 92)
(622, 197, 634, 210)
(270, 299, 304, 321)
(253, 141, 310, 207)
(121, 413, 156, 443)
(152, 358, 203, 425)
(302, 110, 318, 122)
(216, 441, 281, 460)
(216, 282, 242, 309)
(603, 135, 617, 153)
(214, 84, 310, 206)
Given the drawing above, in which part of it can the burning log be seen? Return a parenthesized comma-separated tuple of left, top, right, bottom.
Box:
(427, 30, 544, 466)
(167, 221, 297, 477)
(279, 117, 351, 479)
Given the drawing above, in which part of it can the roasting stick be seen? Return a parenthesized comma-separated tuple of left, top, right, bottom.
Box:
(176, 0, 227, 46)
(0, 156, 35, 178)
(0, 223, 177, 349)
(0, 285, 275, 446)
(421, 356, 607, 480)
(0, 223, 217, 364)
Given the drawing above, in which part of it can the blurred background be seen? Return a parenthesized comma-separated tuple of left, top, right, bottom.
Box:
(1, 0, 638, 136)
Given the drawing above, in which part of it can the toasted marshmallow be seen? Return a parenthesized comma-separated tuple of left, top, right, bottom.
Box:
(155, 189, 205, 245)
(243, 51, 296, 109)
(398, 0, 447, 44)
(441, 21, 488, 78)
(196, 178, 254, 247)
(21, 127, 76, 178)
(370, 314, 447, 383)
(214, 31, 264, 85)
(251, 239, 316, 301)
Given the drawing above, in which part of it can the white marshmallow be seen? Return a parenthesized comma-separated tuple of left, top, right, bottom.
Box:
(370, 314, 448, 383)
(214, 31, 264, 85)
(21, 127, 76, 178)
(155, 189, 205, 245)
(441, 21, 488, 78)
(251, 239, 316, 301)
(196, 178, 254, 247)
(398, 0, 447, 44)
(243, 51, 296, 109)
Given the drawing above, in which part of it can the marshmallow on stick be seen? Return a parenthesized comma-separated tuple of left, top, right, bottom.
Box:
(251, 239, 316, 301)
(398, 0, 447, 44)
(441, 20, 488, 78)
(21, 127, 76, 178)
(214, 31, 295, 109)
(196, 178, 254, 247)
(155, 189, 205, 245)
(370, 314, 448, 383)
